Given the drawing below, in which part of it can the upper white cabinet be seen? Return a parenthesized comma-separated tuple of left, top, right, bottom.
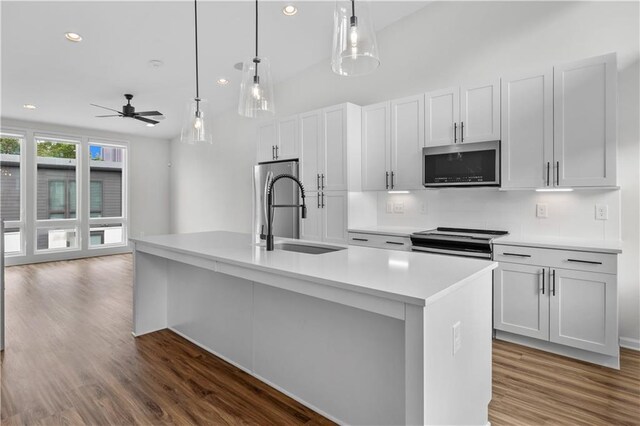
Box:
(425, 87, 459, 146)
(391, 95, 425, 190)
(425, 80, 500, 147)
(361, 101, 391, 191)
(300, 110, 322, 191)
(501, 53, 617, 189)
(256, 116, 299, 163)
(362, 94, 425, 191)
(460, 80, 501, 143)
(501, 70, 554, 189)
(554, 53, 617, 187)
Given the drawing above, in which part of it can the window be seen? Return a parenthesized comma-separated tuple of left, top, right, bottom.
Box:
(1, 132, 24, 254)
(90, 181, 103, 217)
(89, 144, 123, 218)
(37, 137, 79, 221)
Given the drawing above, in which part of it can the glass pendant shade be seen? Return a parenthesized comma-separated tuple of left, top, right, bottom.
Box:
(180, 99, 212, 144)
(331, 0, 380, 77)
(238, 57, 275, 117)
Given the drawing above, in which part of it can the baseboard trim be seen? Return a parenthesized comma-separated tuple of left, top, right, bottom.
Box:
(619, 337, 640, 351)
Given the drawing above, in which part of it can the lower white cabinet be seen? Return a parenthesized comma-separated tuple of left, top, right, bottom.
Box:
(347, 232, 411, 251)
(494, 263, 549, 341)
(493, 244, 619, 361)
(301, 191, 347, 244)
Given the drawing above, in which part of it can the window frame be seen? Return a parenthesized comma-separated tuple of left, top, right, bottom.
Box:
(33, 134, 82, 253)
(0, 130, 26, 256)
(87, 139, 128, 250)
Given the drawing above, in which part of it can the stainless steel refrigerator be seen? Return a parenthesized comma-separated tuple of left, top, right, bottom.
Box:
(253, 159, 300, 241)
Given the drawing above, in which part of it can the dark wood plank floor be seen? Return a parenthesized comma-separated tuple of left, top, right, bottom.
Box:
(1, 254, 639, 425)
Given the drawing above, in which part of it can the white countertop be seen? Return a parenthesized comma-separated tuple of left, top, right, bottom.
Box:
(495, 235, 622, 254)
(348, 226, 429, 237)
(131, 231, 497, 306)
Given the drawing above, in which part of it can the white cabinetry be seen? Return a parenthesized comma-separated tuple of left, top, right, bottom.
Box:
(493, 243, 619, 366)
(501, 53, 617, 189)
(348, 231, 411, 251)
(362, 95, 424, 191)
(425, 80, 500, 147)
(256, 116, 299, 163)
(501, 70, 554, 188)
(554, 53, 617, 187)
(299, 103, 360, 244)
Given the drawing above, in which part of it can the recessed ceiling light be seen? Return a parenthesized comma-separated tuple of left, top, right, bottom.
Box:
(23, 104, 37, 109)
(282, 5, 297, 16)
(64, 32, 83, 42)
(217, 78, 230, 85)
(146, 123, 156, 127)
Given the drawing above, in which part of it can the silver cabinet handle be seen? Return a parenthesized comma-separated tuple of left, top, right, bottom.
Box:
(317, 193, 320, 209)
(321, 192, 325, 208)
(385, 241, 404, 246)
(556, 161, 560, 186)
(460, 121, 464, 143)
(321, 173, 325, 190)
(501, 252, 532, 258)
(454, 122, 457, 143)
(541, 268, 545, 295)
(317, 174, 320, 190)
(275, 145, 279, 159)
(391, 171, 395, 189)
(352, 237, 369, 242)
(552, 269, 556, 296)
(566, 259, 603, 265)
(546, 162, 550, 187)
(272, 146, 275, 160)
(385, 171, 389, 189)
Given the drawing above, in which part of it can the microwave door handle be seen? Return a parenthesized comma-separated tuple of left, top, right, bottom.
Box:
(454, 122, 457, 143)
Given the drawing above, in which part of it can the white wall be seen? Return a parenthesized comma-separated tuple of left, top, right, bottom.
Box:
(1, 118, 172, 260)
(170, 2, 639, 343)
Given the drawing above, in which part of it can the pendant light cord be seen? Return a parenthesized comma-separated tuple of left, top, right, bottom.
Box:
(254, 0, 259, 79)
(351, 0, 355, 17)
(194, 0, 201, 105)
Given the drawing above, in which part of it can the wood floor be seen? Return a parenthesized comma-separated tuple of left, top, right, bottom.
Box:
(1, 254, 639, 425)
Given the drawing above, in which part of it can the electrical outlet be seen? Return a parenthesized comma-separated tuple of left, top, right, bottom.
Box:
(536, 203, 548, 218)
(453, 321, 462, 355)
(386, 202, 393, 214)
(393, 202, 404, 214)
(596, 204, 609, 220)
(419, 202, 427, 214)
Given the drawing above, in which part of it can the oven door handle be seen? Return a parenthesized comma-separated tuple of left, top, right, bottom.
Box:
(411, 246, 492, 259)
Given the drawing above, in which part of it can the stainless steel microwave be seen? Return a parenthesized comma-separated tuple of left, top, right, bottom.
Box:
(422, 140, 501, 187)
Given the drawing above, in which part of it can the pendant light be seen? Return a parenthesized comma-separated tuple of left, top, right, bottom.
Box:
(181, 0, 212, 144)
(331, 0, 380, 77)
(238, 0, 275, 117)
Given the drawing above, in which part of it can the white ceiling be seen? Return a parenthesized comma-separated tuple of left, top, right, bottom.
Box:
(1, 1, 426, 139)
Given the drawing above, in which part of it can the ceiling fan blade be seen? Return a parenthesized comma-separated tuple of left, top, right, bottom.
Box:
(134, 116, 159, 125)
(95, 114, 122, 118)
(90, 103, 122, 113)
(135, 111, 163, 116)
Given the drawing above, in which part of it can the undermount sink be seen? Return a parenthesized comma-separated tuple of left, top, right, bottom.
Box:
(274, 242, 346, 255)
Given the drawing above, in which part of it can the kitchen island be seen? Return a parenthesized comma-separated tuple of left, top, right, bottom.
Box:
(131, 231, 497, 425)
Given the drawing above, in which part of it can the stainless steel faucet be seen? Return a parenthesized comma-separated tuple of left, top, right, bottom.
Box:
(266, 174, 306, 251)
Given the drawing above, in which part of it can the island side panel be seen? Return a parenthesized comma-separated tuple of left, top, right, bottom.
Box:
(133, 249, 169, 336)
(252, 283, 405, 426)
(424, 271, 493, 425)
(166, 261, 254, 372)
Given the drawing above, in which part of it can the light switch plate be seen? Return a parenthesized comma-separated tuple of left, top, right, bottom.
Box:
(386, 202, 393, 214)
(536, 203, 548, 218)
(596, 204, 609, 220)
(393, 202, 404, 214)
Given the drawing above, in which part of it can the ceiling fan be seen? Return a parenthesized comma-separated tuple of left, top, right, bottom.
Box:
(91, 94, 164, 126)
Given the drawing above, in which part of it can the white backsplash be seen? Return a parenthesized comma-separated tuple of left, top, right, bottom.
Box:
(352, 188, 621, 241)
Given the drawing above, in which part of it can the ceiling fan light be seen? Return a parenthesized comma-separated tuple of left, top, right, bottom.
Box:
(238, 57, 275, 117)
(181, 99, 212, 144)
(331, 0, 380, 77)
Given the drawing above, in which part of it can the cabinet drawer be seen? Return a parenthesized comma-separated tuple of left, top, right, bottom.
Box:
(494, 244, 616, 275)
(348, 232, 411, 251)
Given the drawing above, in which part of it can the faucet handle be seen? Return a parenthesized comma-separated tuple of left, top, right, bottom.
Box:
(301, 205, 307, 219)
(260, 225, 266, 240)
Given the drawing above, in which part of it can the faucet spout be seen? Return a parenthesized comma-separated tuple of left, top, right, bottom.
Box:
(266, 174, 307, 251)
